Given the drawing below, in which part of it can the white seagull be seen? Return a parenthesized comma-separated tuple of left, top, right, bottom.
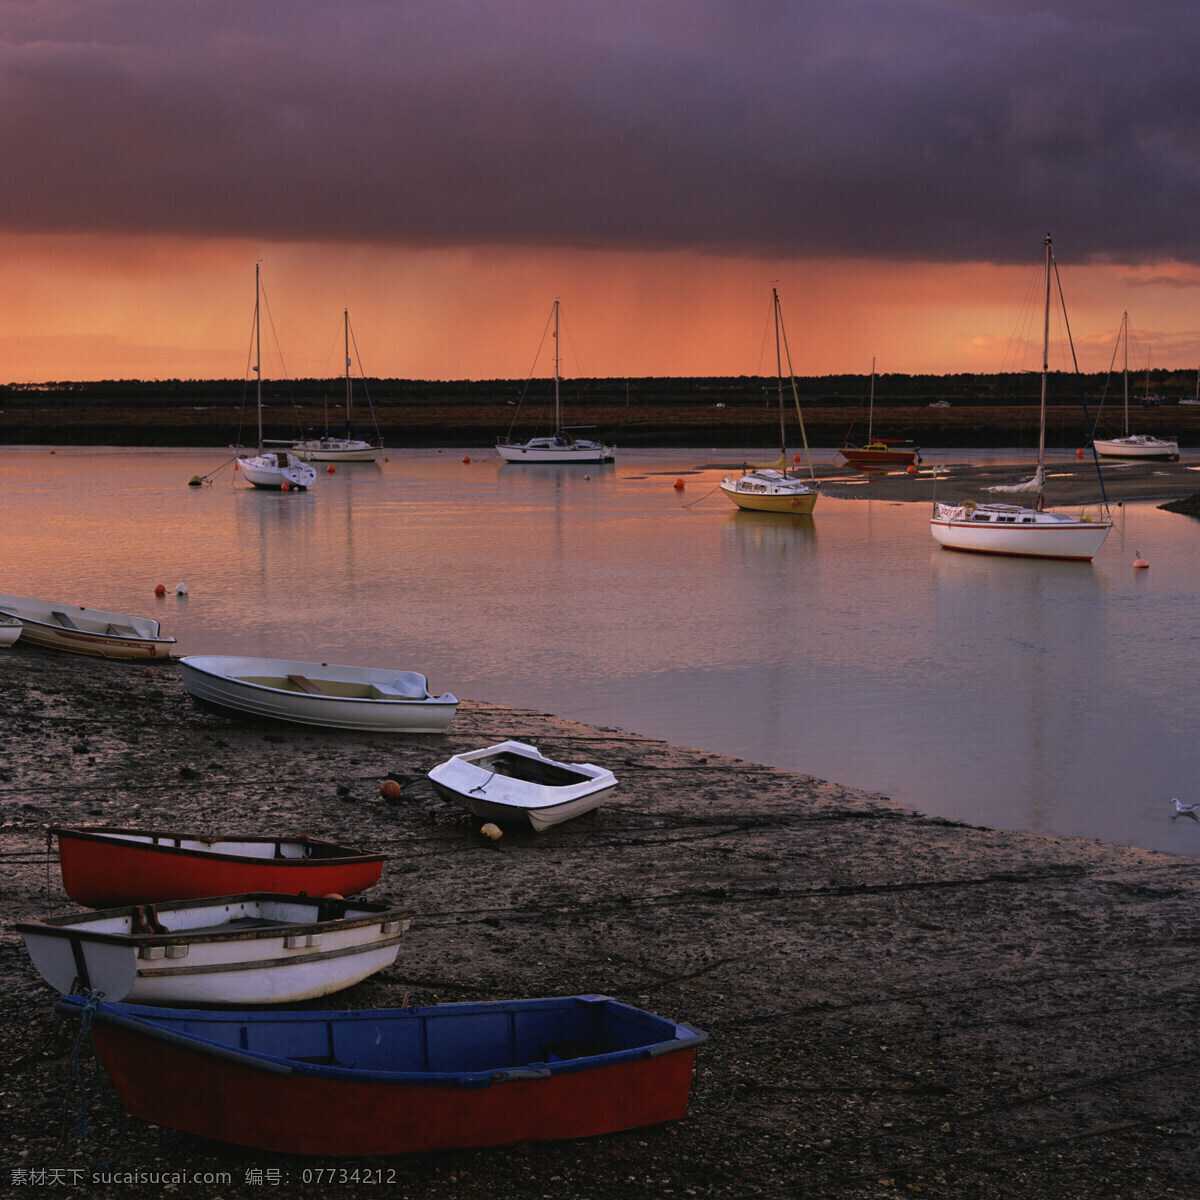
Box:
(1171, 798, 1199, 821)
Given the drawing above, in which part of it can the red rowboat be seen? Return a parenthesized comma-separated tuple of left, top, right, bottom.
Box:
(50, 825, 386, 907)
(56, 994, 707, 1155)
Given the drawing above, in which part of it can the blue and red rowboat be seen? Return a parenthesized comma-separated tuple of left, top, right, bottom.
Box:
(50, 826, 386, 907)
(55, 994, 707, 1156)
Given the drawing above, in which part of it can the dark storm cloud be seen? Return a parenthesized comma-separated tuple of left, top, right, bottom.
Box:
(1, 1, 1196, 265)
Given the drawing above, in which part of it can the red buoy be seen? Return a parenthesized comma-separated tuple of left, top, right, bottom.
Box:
(380, 779, 403, 801)
(154, 584, 166, 596)
(1134, 554, 1150, 569)
(281, 481, 291, 492)
(906, 464, 917, 474)
(327, 464, 336, 474)
(462, 456, 471, 463)
(793, 454, 802, 464)
(1076, 448, 1085, 458)
(673, 478, 685, 489)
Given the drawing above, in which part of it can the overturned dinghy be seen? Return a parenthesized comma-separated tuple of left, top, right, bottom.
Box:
(55, 993, 707, 1156)
(428, 739, 618, 830)
(19, 893, 411, 1005)
(179, 655, 457, 733)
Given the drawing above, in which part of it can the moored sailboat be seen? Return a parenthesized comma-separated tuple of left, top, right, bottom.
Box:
(720, 289, 819, 514)
(931, 235, 1112, 561)
(497, 301, 615, 464)
(235, 265, 318, 491)
(1092, 314, 1179, 460)
(839, 359, 920, 470)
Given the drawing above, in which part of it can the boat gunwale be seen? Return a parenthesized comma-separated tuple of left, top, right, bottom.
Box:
(56, 994, 709, 1086)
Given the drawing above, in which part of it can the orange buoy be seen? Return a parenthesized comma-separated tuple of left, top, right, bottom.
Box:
(793, 454, 802, 464)
(233, 461, 240, 470)
(327, 464, 336, 474)
(1134, 553, 1150, 569)
(462, 456, 470, 463)
(1076, 448, 1085, 458)
(380, 779, 403, 801)
(281, 481, 291, 492)
(50, 448, 56, 454)
(143, 667, 154, 677)
(154, 584, 166, 596)
(673, 478, 685, 489)
(906, 464, 917, 475)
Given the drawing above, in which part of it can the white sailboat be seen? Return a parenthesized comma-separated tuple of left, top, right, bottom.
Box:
(497, 301, 615, 464)
(931, 235, 1112, 561)
(235, 265, 318, 491)
(292, 310, 384, 463)
(719, 288, 818, 514)
(1092, 313, 1179, 460)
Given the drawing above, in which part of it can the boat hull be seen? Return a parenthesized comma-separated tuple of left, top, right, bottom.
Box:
(427, 740, 618, 831)
(1092, 436, 1179, 460)
(294, 439, 381, 463)
(56, 995, 706, 1155)
(21, 894, 410, 1005)
(839, 446, 918, 469)
(720, 481, 818, 514)
(0, 617, 22, 647)
(497, 440, 615, 464)
(52, 826, 386, 907)
(930, 506, 1112, 560)
(236, 452, 318, 489)
(179, 655, 457, 733)
(0, 593, 174, 660)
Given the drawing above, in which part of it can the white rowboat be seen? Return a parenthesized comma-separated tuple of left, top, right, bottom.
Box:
(0, 592, 175, 659)
(17, 893, 412, 1005)
(179, 654, 458, 732)
(428, 740, 618, 831)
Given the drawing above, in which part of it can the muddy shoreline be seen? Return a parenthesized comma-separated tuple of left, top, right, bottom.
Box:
(2, 644, 1197, 1198)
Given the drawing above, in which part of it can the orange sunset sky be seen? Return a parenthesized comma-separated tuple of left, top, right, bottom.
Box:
(4, 4, 1199, 384)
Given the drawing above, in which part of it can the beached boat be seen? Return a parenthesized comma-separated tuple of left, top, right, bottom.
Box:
(931, 236, 1113, 561)
(427, 740, 618, 830)
(0, 593, 175, 660)
(234, 265, 318, 491)
(497, 301, 615, 464)
(0, 614, 22, 647)
(720, 289, 819, 514)
(839, 359, 921, 470)
(20, 893, 410, 1005)
(178, 655, 458, 733)
(55, 993, 707, 1155)
(50, 825, 387, 907)
(1092, 313, 1179, 460)
(289, 310, 383, 462)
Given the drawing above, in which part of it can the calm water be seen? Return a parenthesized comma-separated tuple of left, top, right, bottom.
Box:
(4, 446, 1199, 856)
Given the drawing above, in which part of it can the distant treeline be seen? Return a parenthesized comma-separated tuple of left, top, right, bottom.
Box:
(3, 370, 1198, 408)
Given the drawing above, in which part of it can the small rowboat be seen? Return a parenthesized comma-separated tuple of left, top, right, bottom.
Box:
(0, 614, 21, 647)
(50, 825, 387, 908)
(55, 994, 707, 1155)
(427, 740, 618, 831)
(0, 592, 175, 660)
(19, 894, 411, 1005)
(179, 654, 457, 733)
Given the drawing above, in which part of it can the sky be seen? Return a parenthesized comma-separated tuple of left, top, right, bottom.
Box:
(3, 1, 1199, 383)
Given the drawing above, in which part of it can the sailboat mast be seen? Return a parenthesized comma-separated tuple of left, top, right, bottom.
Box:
(868, 357, 876, 442)
(773, 288, 786, 460)
(1122, 311, 1129, 437)
(1037, 234, 1051, 511)
(344, 310, 352, 426)
(255, 263, 263, 451)
(553, 299, 561, 435)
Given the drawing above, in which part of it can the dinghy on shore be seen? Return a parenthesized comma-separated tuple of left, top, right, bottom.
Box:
(428, 740, 618, 830)
(50, 825, 387, 907)
(20, 893, 411, 1005)
(0, 592, 175, 659)
(55, 993, 707, 1155)
(179, 655, 458, 732)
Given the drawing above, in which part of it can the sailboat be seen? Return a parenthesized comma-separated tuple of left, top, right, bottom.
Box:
(496, 301, 616, 464)
(838, 358, 921, 469)
(930, 235, 1112, 561)
(292, 310, 384, 463)
(1092, 314, 1179, 460)
(235, 266, 317, 491)
(719, 288, 819, 514)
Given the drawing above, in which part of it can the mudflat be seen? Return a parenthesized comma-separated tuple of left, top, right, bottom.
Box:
(2, 644, 1197, 1198)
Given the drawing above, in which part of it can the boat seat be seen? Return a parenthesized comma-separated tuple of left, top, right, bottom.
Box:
(381, 673, 429, 698)
(106, 623, 138, 638)
(287, 674, 325, 695)
(50, 611, 78, 629)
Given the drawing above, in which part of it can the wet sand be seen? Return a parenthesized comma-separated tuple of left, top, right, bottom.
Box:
(2, 644, 1197, 1198)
